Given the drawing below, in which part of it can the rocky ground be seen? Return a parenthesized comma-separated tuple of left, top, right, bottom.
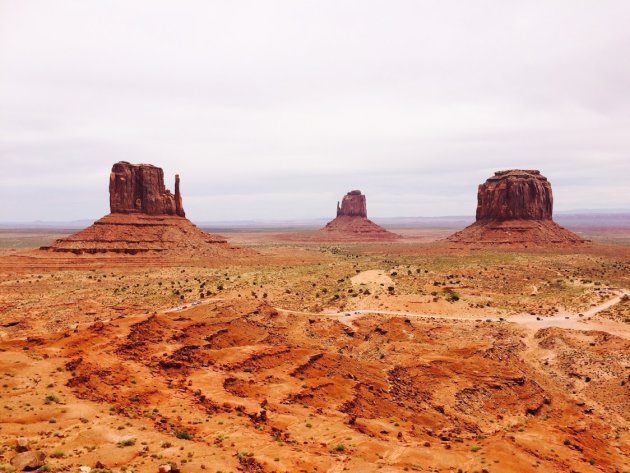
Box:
(0, 229, 629, 472)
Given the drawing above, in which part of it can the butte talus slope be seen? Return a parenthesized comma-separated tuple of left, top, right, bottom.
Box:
(41, 162, 236, 256)
(321, 190, 400, 241)
(448, 169, 585, 246)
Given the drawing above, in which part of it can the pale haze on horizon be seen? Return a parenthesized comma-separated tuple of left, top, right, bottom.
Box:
(1, 0, 629, 223)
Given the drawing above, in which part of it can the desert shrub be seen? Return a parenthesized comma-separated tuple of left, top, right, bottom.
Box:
(117, 438, 136, 447)
(45, 394, 59, 404)
(445, 291, 460, 302)
(174, 430, 192, 440)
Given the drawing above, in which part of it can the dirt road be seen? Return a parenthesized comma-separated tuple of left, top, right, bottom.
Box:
(276, 289, 630, 338)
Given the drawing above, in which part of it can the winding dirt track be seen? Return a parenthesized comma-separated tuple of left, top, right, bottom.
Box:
(155, 288, 630, 340)
(275, 289, 630, 338)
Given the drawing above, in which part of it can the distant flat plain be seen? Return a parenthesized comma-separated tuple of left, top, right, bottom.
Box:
(1, 211, 628, 249)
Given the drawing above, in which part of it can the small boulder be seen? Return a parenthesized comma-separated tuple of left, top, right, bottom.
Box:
(15, 437, 29, 452)
(89, 320, 105, 332)
(158, 463, 179, 473)
(11, 450, 46, 471)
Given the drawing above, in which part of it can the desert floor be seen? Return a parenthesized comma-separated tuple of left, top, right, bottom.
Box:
(0, 228, 628, 473)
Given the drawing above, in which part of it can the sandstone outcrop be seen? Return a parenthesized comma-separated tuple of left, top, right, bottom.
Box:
(322, 191, 400, 241)
(109, 161, 185, 217)
(448, 170, 584, 246)
(41, 162, 242, 257)
(11, 450, 46, 470)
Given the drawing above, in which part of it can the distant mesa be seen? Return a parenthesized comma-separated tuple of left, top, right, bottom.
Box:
(448, 170, 585, 246)
(41, 161, 236, 256)
(322, 190, 400, 241)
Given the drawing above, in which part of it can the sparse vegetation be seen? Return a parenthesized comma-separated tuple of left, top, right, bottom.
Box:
(334, 443, 346, 452)
(174, 430, 192, 440)
(1, 230, 629, 473)
(117, 438, 136, 447)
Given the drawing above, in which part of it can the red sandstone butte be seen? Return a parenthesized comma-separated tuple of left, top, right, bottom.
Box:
(109, 161, 185, 217)
(322, 190, 400, 241)
(41, 162, 238, 256)
(476, 170, 552, 221)
(448, 170, 584, 246)
(337, 190, 367, 218)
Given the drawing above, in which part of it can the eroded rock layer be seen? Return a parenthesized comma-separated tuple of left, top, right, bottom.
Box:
(42, 213, 228, 255)
(323, 190, 400, 241)
(447, 219, 585, 246)
(449, 170, 584, 246)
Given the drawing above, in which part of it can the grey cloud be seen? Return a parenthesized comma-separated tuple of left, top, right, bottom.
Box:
(1, 0, 629, 221)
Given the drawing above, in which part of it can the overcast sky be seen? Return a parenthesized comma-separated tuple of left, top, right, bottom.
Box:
(1, 1, 629, 222)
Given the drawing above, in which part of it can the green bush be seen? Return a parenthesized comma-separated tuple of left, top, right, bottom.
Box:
(117, 438, 136, 447)
(445, 290, 460, 302)
(174, 430, 192, 440)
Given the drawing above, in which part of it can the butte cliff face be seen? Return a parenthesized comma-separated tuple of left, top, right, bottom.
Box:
(42, 162, 244, 257)
(323, 190, 400, 241)
(337, 190, 368, 218)
(448, 170, 584, 246)
(476, 170, 552, 221)
(109, 161, 185, 217)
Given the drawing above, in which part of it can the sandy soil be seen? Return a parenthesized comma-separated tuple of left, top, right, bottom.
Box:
(0, 229, 629, 472)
